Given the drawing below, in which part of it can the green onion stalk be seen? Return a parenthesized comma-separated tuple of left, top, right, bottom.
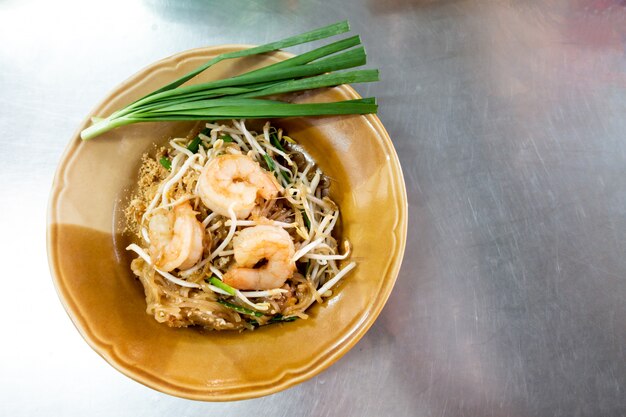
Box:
(80, 21, 379, 140)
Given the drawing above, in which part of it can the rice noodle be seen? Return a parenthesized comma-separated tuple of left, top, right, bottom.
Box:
(126, 244, 200, 289)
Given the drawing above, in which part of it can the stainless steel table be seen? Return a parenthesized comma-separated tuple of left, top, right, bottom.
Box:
(2, 0, 625, 415)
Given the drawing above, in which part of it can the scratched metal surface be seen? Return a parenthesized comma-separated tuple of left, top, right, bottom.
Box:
(2, 0, 626, 416)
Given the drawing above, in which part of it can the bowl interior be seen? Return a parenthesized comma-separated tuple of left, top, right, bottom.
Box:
(48, 46, 407, 401)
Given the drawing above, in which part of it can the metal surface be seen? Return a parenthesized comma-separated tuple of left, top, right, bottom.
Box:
(1, 0, 625, 415)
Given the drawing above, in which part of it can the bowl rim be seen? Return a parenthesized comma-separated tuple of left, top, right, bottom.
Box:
(47, 44, 408, 401)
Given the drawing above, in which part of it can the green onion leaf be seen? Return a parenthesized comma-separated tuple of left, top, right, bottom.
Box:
(137, 47, 368, 105)
(217, 300, 263, 317)
(235, 70, 379, 99)
(148, 21, 350, 96)
(159, 157, 171, 170)
(80, 21, 380, 140)
(208, 277, 236, 295)
(135, 99, 378, 119)
(241, 35, 361, 78)
(221, 134, 233, 143)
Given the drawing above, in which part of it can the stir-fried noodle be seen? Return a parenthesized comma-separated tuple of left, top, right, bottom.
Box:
(125, 120, 354, 330)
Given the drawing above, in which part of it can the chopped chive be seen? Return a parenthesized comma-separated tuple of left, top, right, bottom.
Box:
(221, 134, 233, 143)
(263, 154, 276, 172)
(263, 153, 290, 184)
(217, 300, 263, 317)
(302, 210, 311, 230)
(187, 136, 201, 153)
(268, 314, 298, 323)
(270, 131, 285, 152)
(187, 128, 211, 153)
(208, 276, 236, 295)
(159, 157, 171, 170)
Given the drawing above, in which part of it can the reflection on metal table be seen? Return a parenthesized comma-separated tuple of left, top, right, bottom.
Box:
(1, 0, 625, 416)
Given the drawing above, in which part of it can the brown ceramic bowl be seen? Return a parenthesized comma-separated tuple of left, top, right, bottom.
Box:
(47, 45, 407, 401)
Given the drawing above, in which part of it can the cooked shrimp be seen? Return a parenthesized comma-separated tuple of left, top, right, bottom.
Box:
(197, 154, 282, 219)
(148, 201, 204, 272)
(223, 225, 296, 290)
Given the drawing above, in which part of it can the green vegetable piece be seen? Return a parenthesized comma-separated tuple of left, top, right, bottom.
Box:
(270, 131, 285, 152)
(208, 277, 236, 295)
(269, 315, 298, 323)
(302, 210, 311, 230)
(159, 157, 171, 170)
(263, 154, 276, 172)
(263, 154, 290, 184)
(221, 134, 233, 143)
(217, 300, 263, 317)
(187, 136, 201, 153)
(187, 128, 211, 153)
